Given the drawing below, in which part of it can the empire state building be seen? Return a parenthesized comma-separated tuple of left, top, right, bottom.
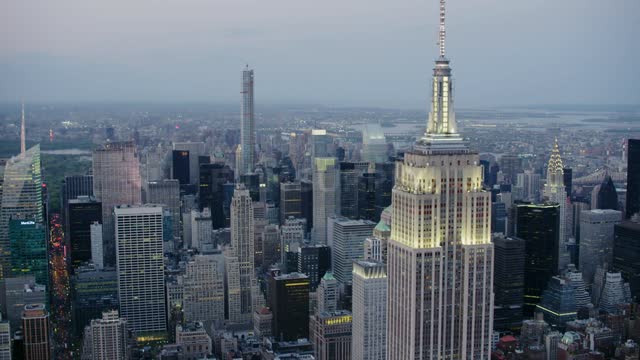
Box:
(386, 0, 494, 358)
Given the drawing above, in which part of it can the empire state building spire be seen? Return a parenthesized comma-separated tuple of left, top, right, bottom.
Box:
(424, 0, 462, 142)
(439, 0, 446, 57)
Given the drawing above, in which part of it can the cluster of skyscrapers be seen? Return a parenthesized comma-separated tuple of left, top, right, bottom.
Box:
(0, 1, 639, 359)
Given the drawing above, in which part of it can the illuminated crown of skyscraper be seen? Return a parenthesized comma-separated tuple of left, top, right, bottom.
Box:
(547, 138, 564, 187)
(421, 0, 464, 149)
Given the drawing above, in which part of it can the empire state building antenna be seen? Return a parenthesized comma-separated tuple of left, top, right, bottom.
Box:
(438, 0, 446, 58)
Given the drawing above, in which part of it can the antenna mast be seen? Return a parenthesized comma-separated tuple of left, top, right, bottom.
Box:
(439, 0, 446, 57)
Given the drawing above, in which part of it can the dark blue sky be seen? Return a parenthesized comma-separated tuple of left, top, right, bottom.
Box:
(1, 0, 638, 108)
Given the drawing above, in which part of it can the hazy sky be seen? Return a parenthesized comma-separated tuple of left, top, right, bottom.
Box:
(1, 0, 638, 108)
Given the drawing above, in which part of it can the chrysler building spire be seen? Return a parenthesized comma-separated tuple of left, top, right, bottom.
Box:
(547, 138, 565, 187)
(544, 138, 570, 271)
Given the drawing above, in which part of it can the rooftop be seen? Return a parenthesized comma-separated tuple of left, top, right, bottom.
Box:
(177, 321, 205, 332)
(68, 195, 98, 203)
(322, 271, 336, 281)
(331, 217, 376, 226)
(114, 204, 163, 214)
(257, 307, 272, 315)
(374, 221, 390, 232)
(587, 209, 620, 214)
(275, 272, 309, 281)
(319, 310, 352, 318)
(354, 260, 383, 268)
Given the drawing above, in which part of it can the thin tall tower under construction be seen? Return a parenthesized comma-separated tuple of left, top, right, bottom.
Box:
(239, 65, 255, 176)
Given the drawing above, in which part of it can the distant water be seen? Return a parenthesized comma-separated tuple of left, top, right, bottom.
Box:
(42, 149, 91, 155)
(350, 109, 640, 133)
(350, 122, 423, 134)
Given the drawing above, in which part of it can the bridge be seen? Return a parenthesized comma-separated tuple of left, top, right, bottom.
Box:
(572, 169, 626, 185)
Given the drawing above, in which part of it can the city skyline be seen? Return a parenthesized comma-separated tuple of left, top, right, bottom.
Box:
(0, 0, 638, 359)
